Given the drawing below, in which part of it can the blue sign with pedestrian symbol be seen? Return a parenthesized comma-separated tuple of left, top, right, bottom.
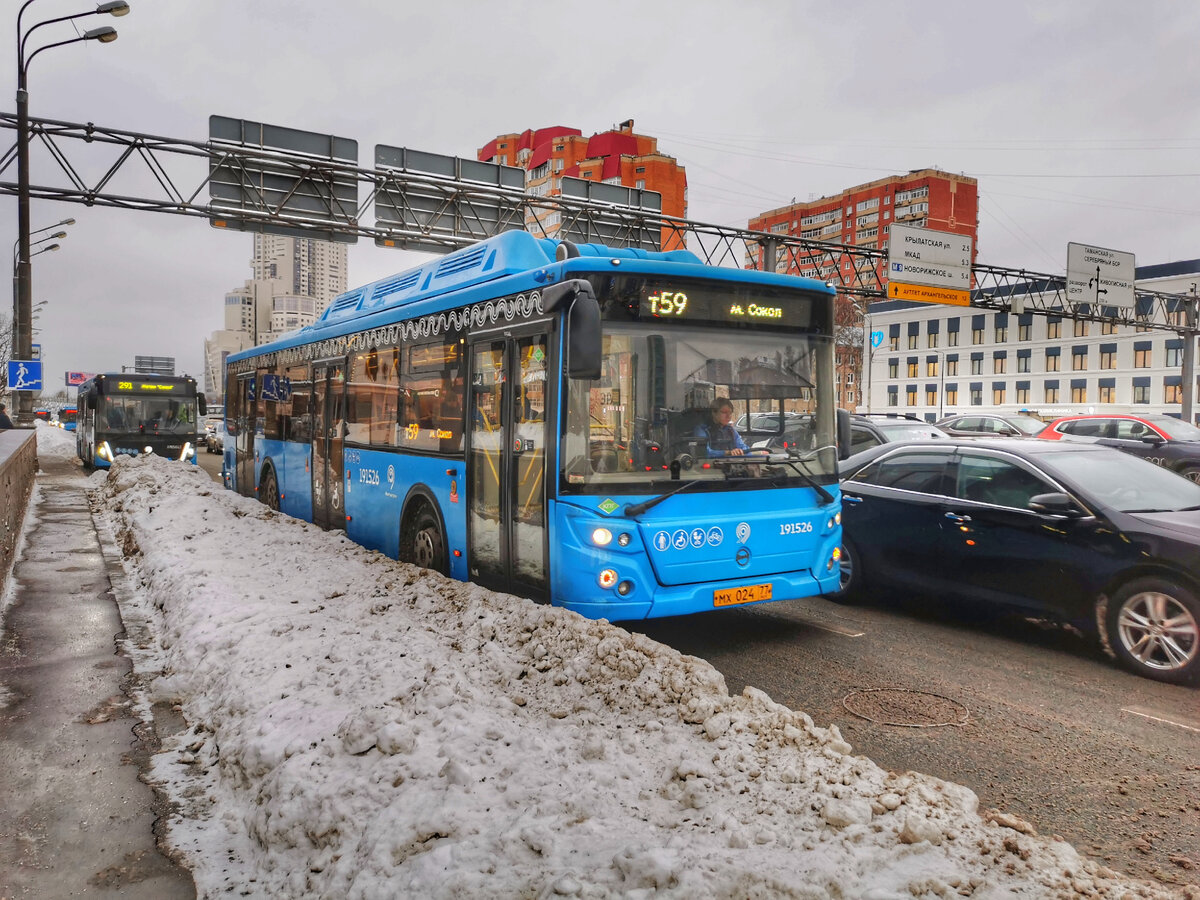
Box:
(7, 360, 43, 391)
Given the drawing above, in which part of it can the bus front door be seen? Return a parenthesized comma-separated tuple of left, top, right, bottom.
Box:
(467, 331, 549, 600)
(312, 361, 347, 532)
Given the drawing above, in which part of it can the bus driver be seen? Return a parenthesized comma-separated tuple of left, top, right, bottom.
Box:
(697, 398, 753, 458)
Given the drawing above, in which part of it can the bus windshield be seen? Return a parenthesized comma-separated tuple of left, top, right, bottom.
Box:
(562, 323, 836, 492)
(100, 396, 200, 434)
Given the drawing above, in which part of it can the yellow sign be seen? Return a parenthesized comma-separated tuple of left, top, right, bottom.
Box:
(887, 281, 971, 307)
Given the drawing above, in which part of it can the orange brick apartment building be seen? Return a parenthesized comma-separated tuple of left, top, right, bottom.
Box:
(478, 119, 687, 250)
(749, 169, 979, 409)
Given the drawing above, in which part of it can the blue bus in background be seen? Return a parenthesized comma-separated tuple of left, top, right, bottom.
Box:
(222, 231, 845, 620)
(76, 373, 206, 468)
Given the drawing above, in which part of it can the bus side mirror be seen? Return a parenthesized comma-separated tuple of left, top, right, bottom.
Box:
(836, 407, 852, 460)
(542, 279, 601, 380)
(198, 393, 208, 416)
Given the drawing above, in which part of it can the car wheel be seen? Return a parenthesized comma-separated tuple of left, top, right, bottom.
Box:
(1178, 465, 1200, 484)
(1103, 578, 1200, 685)
(401, 505, 447, 575)
(259, 467, 281, 512)
(826, 536, 866, 603)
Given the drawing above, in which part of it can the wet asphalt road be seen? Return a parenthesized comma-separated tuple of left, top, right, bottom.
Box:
(632, 594, 1200, 893)
(0, 455, 195, 898)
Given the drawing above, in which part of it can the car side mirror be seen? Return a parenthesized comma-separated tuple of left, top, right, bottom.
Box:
(1028, 492, 1086, 517)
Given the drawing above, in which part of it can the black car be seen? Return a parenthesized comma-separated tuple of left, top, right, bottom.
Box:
(935, 412, 1047, 438)
(833, 438, 1200, 685)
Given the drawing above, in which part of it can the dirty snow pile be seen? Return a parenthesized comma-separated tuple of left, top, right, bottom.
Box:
(85, 450, 1182, 899)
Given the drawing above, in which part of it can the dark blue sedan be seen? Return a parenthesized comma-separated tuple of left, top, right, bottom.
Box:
(833, 438, 1200, 685)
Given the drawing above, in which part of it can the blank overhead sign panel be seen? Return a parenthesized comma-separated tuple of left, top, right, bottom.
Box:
(558, 176, 662, 251)
(1066, 242, 1136, 309)
(374, 146, 526, 254)
(209, 116, 359, 244)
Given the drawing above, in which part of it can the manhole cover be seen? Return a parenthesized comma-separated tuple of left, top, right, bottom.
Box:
(842, 689, 968, 728)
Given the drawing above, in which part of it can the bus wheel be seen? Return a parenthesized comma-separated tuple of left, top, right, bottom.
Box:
(260, 468, 281, 511)
(401, 506, 447, 575)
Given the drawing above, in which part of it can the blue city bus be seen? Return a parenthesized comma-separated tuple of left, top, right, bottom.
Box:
(57, 406, 78, 431)
(76, 373, 207, 468)
(222, 231, 845, 620)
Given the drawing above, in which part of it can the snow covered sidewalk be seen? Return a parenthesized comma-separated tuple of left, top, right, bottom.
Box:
(88, 451, 1188, 899)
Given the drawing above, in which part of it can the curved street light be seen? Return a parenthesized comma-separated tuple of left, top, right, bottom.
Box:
(12, 0, 129, 422)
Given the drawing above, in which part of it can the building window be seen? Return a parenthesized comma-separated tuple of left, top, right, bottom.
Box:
(907, 360, 919, 377)
(1072, 353, 1087, 371)
(1074, 320, 1089, 337)
(994, 357, 1007, 374)
(948, 331, 959, 347)
(1133, 384, 1150, 404)
(1100, 349, 1116, 369)
(1046, 352, 1061, 372)
(888, 392, 899, 407)
(1019, 322, 1031, 341)
(906, 391, 918, 407)
(888, 359, 899, 378)
(908, 334, 919, 350)
(1099, 384, 1116, 403)
(888, 335, 899, 351)
(1017, 355, 1030, 373)
(947, 359, 958, 376)
(972, 328, 984, 345)
(1166, 383, 1183, 403)
(1016, 386, 1030, 404)
(927, 359, 939, 377)
(993, 387, 1006, 405)
(636, 179, 645, 189)
(946, 386, 958, 405)
(970, 358, 983, 375)
(995, 325, 1007, 342)
(1072, 384, 1087, 403)
(1044, 384, 1059, 403)
(928, 332, 938, 348)
(926, 387, 937, 405)
(1102, 321, 1117, 335)
(970, 387, 983, 405)
(1047, 320, 1061, 339)
(1167, 346, 1183, 367)
(1168, 308, 1187, 326)
(1134, 347, 1152, 368)
(635, 166, 645, 174)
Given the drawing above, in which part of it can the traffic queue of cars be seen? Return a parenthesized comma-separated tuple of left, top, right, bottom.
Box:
(822, 412, 1200, 686)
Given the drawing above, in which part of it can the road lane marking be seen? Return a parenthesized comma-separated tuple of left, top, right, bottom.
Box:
(1121, 707, 1200, 733)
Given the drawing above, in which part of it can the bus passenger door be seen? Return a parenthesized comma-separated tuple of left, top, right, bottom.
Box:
(467, 331, 549, 600)
(235, 374, 256, 497)
(312, 361, 347, 532)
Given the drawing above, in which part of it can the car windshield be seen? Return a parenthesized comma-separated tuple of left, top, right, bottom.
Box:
(1041, 449, 1200, 513)
(561, 322, 837, 493)
(1145, 416, 1200, 441)
(875, 421, 947, 440)
(1009, 416, 1047, 436)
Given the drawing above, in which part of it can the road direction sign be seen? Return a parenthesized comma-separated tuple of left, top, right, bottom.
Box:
(8, 360, 43, 391)
(1066, 243, 1136, 309)
(887, 223, 973, 291)
(887, 281, 970, 307)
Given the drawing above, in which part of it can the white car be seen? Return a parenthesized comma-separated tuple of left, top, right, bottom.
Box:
(205, 422, 226, 454)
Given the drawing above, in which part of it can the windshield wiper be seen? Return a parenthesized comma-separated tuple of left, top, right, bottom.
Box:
(624, 479, 704, 517)
(770, 455, 835, 505)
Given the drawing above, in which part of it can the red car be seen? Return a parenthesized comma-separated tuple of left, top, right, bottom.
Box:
(1036, 413, 1200, 482)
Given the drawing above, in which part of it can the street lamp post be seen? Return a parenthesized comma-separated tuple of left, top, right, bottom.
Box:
(13, 1, 128, 422)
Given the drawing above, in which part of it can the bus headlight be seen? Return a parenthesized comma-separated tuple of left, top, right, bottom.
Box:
(617, 532, 632, 547)
(598, 569, 618, 589)
(180, 443, 194, 460)
(98, 441, 113, 461)
(144, 446, 154, 455)
(591, 527, 613, 547)
(828, 546, 842, 572)
(827, 512, 841, 529)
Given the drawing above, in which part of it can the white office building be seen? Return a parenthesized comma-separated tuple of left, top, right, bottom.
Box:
(862, 259, 1200, 425)
(203, 236, 348, 402)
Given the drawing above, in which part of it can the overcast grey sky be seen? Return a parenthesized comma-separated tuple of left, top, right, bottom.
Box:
(3, 1, 1198, 395)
